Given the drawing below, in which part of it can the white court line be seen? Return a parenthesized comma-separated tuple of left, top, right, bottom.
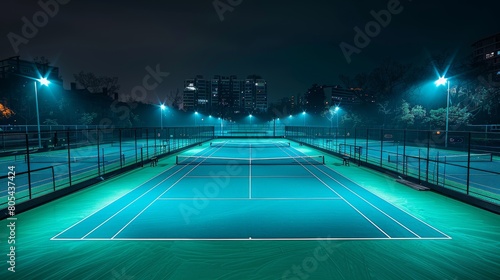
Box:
(110, 143, 229, 239)
(444, 174, 500, 191)
(51, 144, 217, 240)
(51, 165, 178, 240)
(249, 143, 252, 199)
(184, 175, 314, 178)
(51, 236, 452, 241)
(277, 147, 391, 238)
(157, 197, 343, 201)
(290, 145, 451, 239)
(286, 146, 421, 238)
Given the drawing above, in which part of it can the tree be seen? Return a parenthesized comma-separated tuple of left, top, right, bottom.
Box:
(165, 89, 184, 110)
(399, 100, 414, 127)
(0, 102, 14, 119)
(377, 101, 392, 128)
(304, 84, 325, 114)
(78, 112, 97, 125)
(33, 56, 50, 65)
(367, 59, 410, 102)
(412, 105, 427, 129)
(73, 71, 120, 97)
(322, 106, 341, 127)
(427, 106, 472, 130)
(342, 112, 362, 128)
(43, 119, 58, 125)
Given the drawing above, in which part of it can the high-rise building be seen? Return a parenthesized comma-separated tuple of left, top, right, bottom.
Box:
(183, 75, 210, 112)
(184, 75, 267, 116)
(330, 86, 372, 109)
(472, 33, 500, 81)
(0, 56, 60, 81)
(244, 75, 267, 113)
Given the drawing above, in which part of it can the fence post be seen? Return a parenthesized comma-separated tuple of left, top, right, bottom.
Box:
(25, 134, 32, 199)
(426, 130, 431, 183)
(67, 130, 72, 186)
(466, 132, 471, 195)
(403, 130, 407, 176)
(119, 129, 123, 168)
(146, 128, 149, 159)
(135, 129, 138, 163)
(97, 128, 101, 176)
(380, 128, 384, 167)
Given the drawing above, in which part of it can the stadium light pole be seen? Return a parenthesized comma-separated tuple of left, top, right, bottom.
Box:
(335, 106, 340, 128)
(34, 77, 50, 148)
(302, 111, 306, 126)
(249, 114, 253, 125)
(218, 117, 223, 136)
(435, 76, 450, 148)
(194, 111, 198, 126)
(160, 104, 166, 129)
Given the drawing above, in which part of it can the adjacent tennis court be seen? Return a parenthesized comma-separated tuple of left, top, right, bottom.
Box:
(52, 140, 449, 240)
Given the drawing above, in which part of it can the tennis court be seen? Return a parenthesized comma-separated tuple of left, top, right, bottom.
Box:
(52, 140, 449, 240)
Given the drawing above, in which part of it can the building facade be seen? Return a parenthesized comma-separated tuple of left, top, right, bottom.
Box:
(183, 75, 268, 116)
(472, 33, 500, 81)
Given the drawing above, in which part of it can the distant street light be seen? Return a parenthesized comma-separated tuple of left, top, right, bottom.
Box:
(302, 111, 306, 126)
(435, 76, 450, 148)
(160, 104, 166, 129)
(218, 117, 223, 136)
(194, 111, 198, 126)
(34, 77, 50, 148)
(335, 106, 340, 128)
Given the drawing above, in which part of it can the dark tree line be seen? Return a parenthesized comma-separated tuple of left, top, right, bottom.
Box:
(302, 53, 500, 130)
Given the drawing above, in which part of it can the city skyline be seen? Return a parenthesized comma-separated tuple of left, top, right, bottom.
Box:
(1, 0, 500, 103)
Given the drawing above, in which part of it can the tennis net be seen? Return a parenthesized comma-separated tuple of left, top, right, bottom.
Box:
(209, 142, 290, 148)
(435, 153, 493, 162)
(176, 155, 324, 165)
(388, 153, 493, 163)
(17, 154, 104, 164)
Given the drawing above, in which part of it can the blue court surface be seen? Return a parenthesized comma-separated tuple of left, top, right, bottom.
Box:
(52, 140, 450, 240)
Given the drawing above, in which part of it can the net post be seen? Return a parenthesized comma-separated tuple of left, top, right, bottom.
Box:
(322, 155, 325, 164)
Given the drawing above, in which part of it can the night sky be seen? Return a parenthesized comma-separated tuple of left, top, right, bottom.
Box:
(1, 0, 499, 103)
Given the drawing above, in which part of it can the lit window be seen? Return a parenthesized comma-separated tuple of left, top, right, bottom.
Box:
(486, 52, 495, 59)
